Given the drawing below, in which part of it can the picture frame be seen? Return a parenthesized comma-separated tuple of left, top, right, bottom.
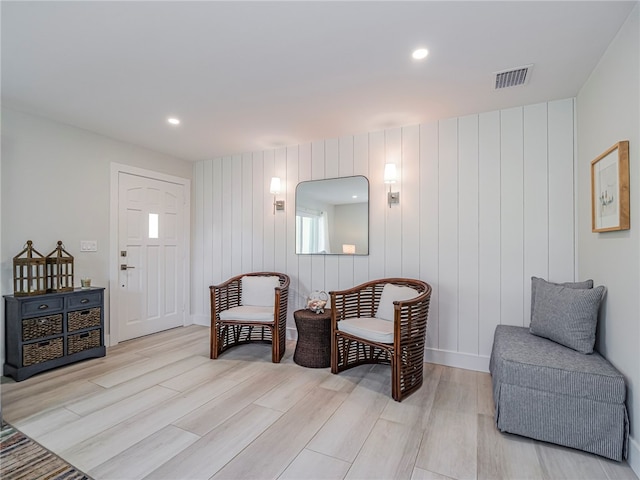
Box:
(591, 141, 630, 232)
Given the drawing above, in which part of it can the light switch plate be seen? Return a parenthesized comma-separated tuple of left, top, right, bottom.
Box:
(80, 240, 98, 252)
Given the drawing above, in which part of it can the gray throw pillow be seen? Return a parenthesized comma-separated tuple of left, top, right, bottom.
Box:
(529, 277, 604, 354)
(530, 276, 593, 320)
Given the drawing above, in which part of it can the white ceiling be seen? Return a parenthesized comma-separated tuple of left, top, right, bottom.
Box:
(2, 1, 636, 162)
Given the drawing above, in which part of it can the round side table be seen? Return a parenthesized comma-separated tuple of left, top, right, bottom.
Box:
(293, 308, 332, 368)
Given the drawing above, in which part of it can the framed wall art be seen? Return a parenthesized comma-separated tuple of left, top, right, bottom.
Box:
(591, 140, 630, 232)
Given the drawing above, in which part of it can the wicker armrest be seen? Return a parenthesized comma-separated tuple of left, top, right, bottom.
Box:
(210, 278, 242, 316)
(330, 278, 430, 322)
(330, 283, 379, 321)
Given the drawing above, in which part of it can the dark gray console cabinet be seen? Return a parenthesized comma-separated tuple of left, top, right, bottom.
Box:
(4, 287, 106, 381)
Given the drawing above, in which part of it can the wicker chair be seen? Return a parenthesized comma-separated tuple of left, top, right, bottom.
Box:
(210, 272, 290, 363)
(330, 278, 432, 401)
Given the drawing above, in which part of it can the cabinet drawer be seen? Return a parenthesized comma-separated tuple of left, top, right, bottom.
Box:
(21, 297, 64, 317)
(68, 308, 101, 332)
(67, 291, 102, 309)
(22, 314, 63, 341)
(23, 337, 63, 367)
(68, 329, 101, 355)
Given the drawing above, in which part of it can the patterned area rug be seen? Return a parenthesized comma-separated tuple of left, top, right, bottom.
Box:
(0, 421, 92, 480)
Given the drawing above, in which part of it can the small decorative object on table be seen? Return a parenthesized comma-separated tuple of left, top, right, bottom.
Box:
(306, 290, 328, 314)
(13, 240, 47, 296)
(46, 240, 74, 293)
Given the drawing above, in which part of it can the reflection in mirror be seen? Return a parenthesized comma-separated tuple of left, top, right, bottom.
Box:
(295, 176, 369, 255)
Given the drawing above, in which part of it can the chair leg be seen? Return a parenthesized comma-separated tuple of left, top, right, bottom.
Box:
(271, 333, 279, 364)
(330, 334, 338, 373)
(271, 325, 282, 363)
(211, 322, 219, 359)
(391, 354, 401, 401)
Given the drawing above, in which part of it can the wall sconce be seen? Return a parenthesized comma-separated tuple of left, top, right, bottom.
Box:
(383, 163, 399, 208)
(342, 244, 356, 254)
(269, 177, 285, 214)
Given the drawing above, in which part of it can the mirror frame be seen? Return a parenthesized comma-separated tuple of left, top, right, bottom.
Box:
(295, 175, 369, 255)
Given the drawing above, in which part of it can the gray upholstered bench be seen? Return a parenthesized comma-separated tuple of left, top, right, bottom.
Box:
(490, 324, 629, 461)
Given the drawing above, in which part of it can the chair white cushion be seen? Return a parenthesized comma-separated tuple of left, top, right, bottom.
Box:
(241, 275, 280, 307)
(375, 283, 419, 322)
(338, 317, 394, 344)
(219, 306, 274, 322)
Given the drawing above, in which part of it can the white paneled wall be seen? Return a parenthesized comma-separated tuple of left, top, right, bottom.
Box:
(192, 98, 575, 371)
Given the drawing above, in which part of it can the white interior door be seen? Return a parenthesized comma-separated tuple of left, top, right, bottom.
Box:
(117, 172, 186, 341)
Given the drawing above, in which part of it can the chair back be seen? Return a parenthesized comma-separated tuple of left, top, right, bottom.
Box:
(211, 272, 289, 316)
(209, 272, 290, 363)
(330, 278, 431, 321)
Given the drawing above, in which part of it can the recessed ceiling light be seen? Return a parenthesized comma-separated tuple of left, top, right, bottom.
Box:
(412, 48, 429, 60)
(352, 195, 358, 199)
(167, 117, 180, 125)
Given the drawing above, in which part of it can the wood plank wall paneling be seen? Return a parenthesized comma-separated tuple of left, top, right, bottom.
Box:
(353, 133, 370, 287)
(458, 115, 480, 355)
(419, 122, 440, 351)
(401, 125, 420, 280)
(438, 117, 459, 352)
(548, 99, 575, 283)
(251, 152, 264, 273)
(241, 153, 254, 275)
(286, 146, 300, 318)
(523, 103, 549, 323)
(478, 111, 501, 358)
(385, 128, 402, 279)
(338, 136, 355, 291)
(192, 99, 576, 371)
(500, 107, 525, 328)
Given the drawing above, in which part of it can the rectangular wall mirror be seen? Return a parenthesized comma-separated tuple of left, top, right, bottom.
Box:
(295, 175, 369, 255)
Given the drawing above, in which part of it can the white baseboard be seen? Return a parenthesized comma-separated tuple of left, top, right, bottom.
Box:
(628, 435, 640, 477)
(286, 326, 298, 341)
(192, 314, 210, 327)
(424, 348, 490, 373)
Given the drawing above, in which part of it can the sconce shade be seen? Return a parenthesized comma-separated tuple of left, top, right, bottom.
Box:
(342, 244, 356, 254)
(384, 163, 397, 184)
(269, 177, 282, 195)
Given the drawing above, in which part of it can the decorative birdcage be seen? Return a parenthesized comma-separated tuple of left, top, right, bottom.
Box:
(13, 240, 47, 296)
(46, 240, 74, 293)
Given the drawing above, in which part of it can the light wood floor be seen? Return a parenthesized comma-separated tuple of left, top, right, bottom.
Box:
(1, 325, 637, 480)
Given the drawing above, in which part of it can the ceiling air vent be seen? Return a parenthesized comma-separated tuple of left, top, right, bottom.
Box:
(493, 64, 533, 89)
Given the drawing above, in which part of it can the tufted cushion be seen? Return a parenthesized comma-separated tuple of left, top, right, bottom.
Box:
(338, 317, 394, 344)
(241, 275, 280, 307)
(219, 305, 274, 322)
(529, 277, 604, 354)
(375, 283, 419, 322)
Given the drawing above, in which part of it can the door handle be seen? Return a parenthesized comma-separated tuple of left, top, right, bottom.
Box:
(120, 264, 135, 271)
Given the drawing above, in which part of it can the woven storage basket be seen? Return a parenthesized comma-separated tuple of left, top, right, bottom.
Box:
(22, 314, 63, 341)
(68, 329, 101, 355)
(23, 337, 63, 366)
(68, 308, 101, 331)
